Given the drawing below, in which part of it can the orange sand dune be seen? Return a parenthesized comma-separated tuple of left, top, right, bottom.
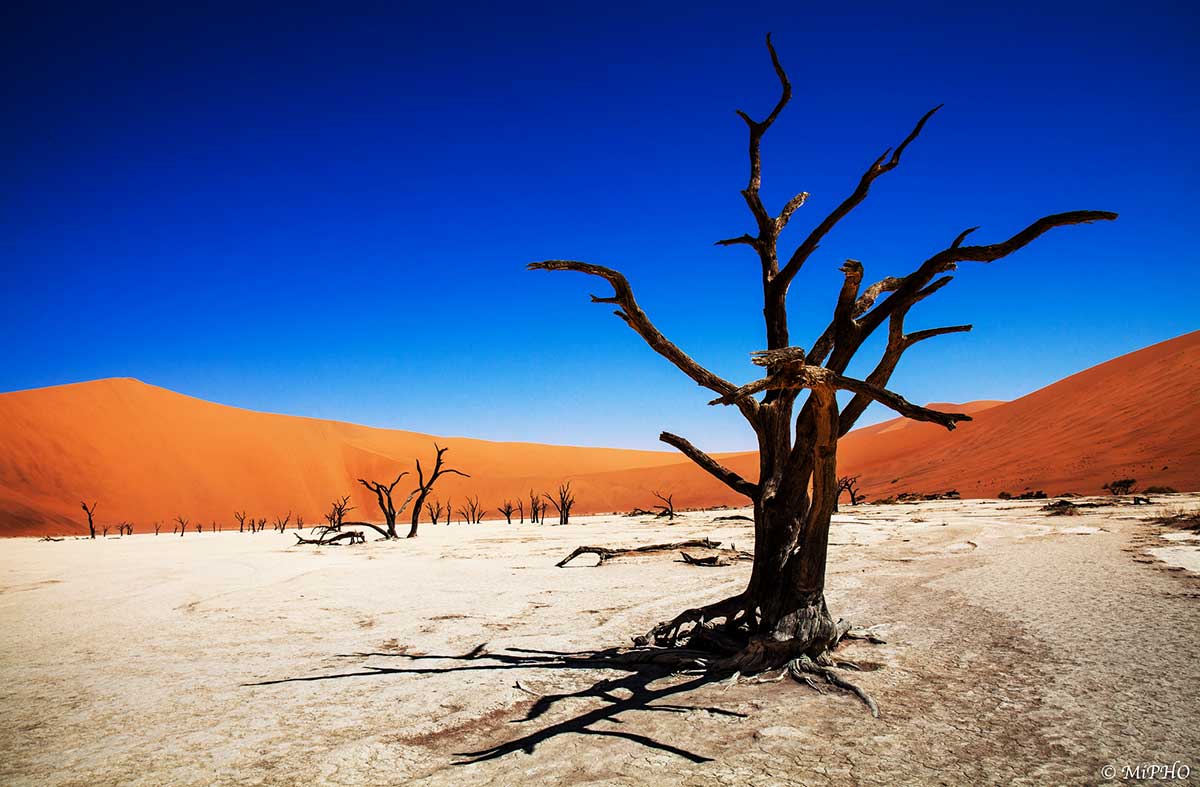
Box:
(1, 332, 1196, 536)
(828, 331, 1200, 499)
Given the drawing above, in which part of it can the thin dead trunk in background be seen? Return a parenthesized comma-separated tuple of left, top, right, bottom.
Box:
(81, 501, 98, 539)
(407, 444, 469, 538)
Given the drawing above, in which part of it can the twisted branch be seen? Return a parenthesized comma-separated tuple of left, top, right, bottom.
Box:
(529, 260, 759, 421)
(660, 431, 758, 499)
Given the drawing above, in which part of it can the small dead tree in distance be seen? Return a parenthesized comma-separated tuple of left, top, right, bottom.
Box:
(426, 499, 445, 525)
(407, 444, 468, 538)
(456, 495, 485, 524)
(499, 500, 516, 524)
(81, 500, 98, 539)
(544, 482, 576, 525)
(652, 490, 677, 520)
(234, 511, 248, 533)
(517, 499, 525, 523)
(528, 490, 543, 524)
(357, 471, 418, 539)
(1104, 477, 1132, 494)
(529, 34, 1115, 706)
(324, 497, 353, 531)
(837, 475, 865, 507)
(174, 515, 188, 538)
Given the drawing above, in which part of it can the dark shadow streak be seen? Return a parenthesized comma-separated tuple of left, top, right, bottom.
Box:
(244, 644, 748, 764)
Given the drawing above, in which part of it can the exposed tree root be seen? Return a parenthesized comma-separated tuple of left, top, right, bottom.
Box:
(788, 655, 880, 717)
(634, 593, 749, 647)
(632, 597, 886, 716)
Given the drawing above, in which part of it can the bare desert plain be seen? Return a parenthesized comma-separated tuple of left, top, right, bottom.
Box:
(2, 495, 1198, 786)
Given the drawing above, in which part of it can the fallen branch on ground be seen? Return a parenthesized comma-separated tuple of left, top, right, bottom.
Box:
(294, 531, 366, 546)
(556, 539, 722, 567)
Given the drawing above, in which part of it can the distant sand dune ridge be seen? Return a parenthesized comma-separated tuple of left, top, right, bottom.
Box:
(0, 332, 1196, 537)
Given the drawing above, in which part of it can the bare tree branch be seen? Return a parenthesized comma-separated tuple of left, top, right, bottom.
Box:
(734, 33, 792, 233)
(659, 431, 758, 499)
(773, 105, 942, 295)
(713, 366, 970, 431)
(528, 260, 758, 421)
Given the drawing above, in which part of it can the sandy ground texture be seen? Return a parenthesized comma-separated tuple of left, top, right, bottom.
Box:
(2, 495, 1198, 786)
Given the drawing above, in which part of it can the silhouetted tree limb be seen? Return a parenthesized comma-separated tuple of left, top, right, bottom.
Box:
(527, 261, 758, 423)
(659, 432, 758, 499)
(408, 444, 468, 538)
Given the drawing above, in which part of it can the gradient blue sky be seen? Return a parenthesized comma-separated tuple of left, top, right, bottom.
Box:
(3, 1, 1197, 450)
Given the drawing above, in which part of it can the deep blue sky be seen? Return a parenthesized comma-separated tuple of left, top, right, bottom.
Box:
(3, 1, 1197, 450)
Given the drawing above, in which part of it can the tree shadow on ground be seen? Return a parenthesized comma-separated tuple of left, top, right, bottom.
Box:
(245, 643, 748, 763)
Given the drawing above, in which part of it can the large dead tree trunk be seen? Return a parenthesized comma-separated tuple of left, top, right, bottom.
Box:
(407, 444, 468, 538)
(358, 471, 418, 539)
(529, 34, 1115, 706)
(80, 501, 98, 539)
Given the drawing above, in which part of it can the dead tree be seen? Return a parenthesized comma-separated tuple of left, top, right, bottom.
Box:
(529, 34, 1115, 707)
(1103, 478, 1136, 496)
(234, 511, 248, 533)
(528, 490, 543, 524)
(174, 515, 188, 538)
(194, 521, 202, 534)
(120, 521, 134, 536)
(544, 482, 576, 525)
(101, 525, 110, 537)
(255, 518, 267, 533)
(324, 497, 353, 531)
(80, 500, 98, 539)
(153, 521, 161, 536)
(499, 500, 516, 524)
(425, 499, 445, 525)
(273, 512, 291, 533)
(407, 444, 468, 538)
(296, 515, 304, 530)
(455, 495, 484, 524)
(651, 491, 677, 520)
(517, 499, 525, 523)
(357, 471, 419, 539)
(837, 475, 865, 507)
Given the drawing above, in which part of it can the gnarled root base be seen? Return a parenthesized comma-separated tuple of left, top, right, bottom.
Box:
(631, 593, 884, 717)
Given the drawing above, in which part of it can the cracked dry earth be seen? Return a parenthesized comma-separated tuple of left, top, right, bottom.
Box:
(2, 496, 1198, 786)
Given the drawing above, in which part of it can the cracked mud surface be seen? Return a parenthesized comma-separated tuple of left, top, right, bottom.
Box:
(2, 495, 1197, 785)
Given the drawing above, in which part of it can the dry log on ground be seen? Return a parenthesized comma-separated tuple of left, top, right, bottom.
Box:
(294, 530, 366, 546)
(556, 539, 723, 567)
